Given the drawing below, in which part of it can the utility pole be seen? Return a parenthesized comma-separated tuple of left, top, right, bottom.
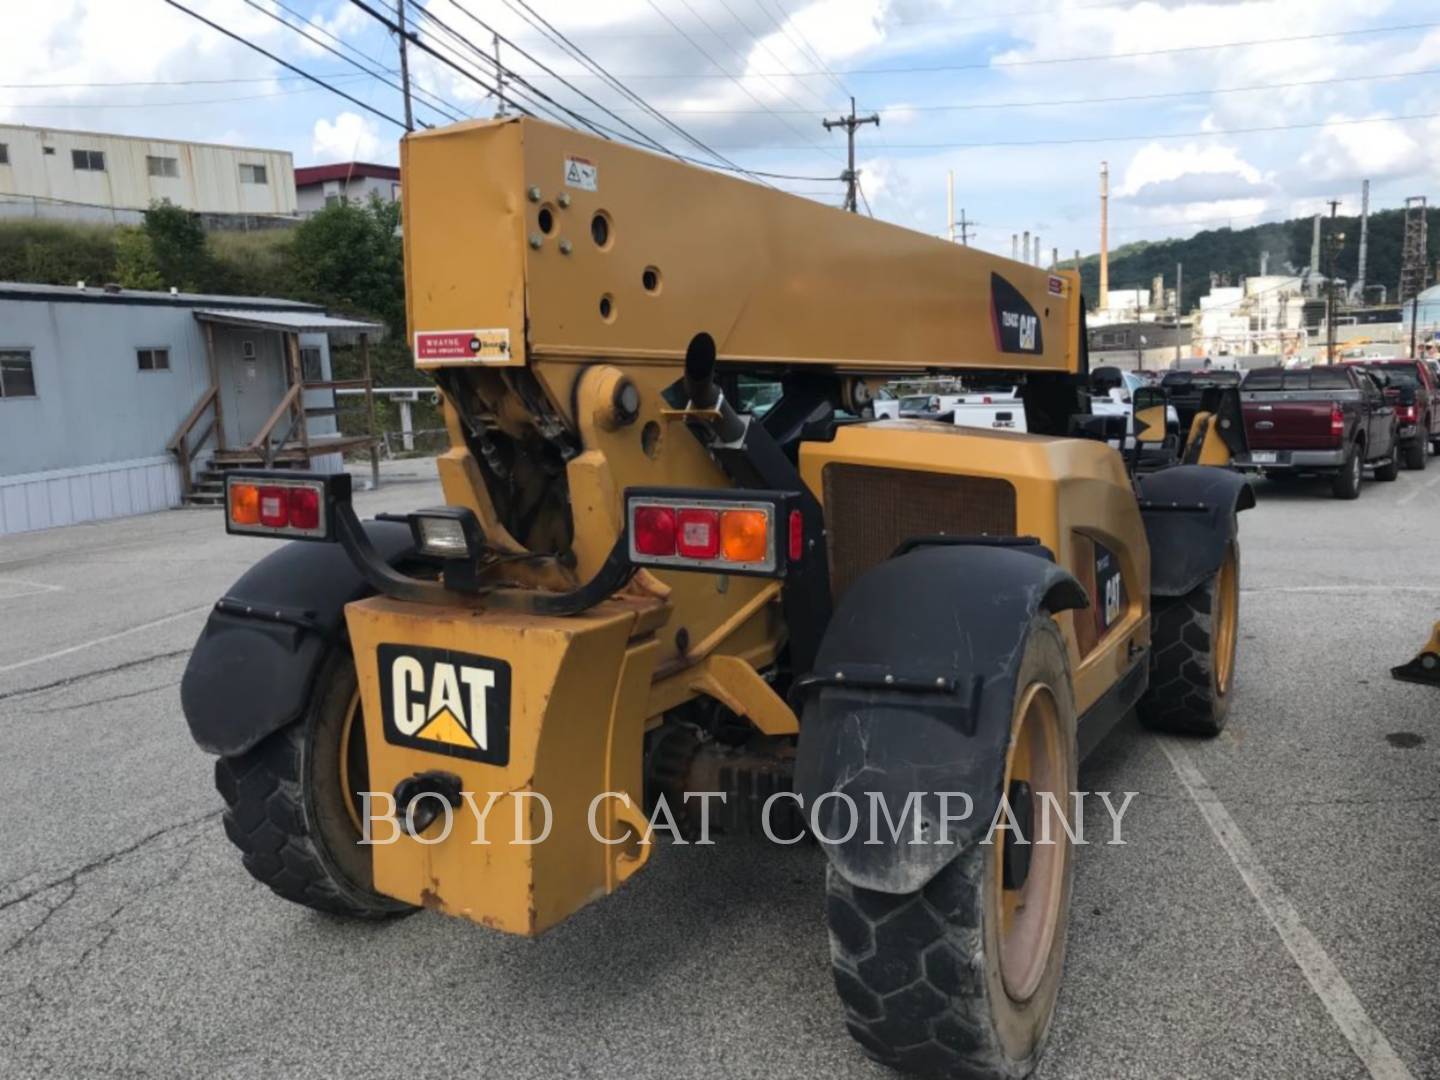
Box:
(493, 32, 507, 117)
(1411, 294, 1420, 358)
(395, 0, 414, 132)
(823, 98, 879, 213)
(1175, 261, 1183, 365)
(947, 171, 954, 243)
(1099, 161, 1110, 311)
(1325, 199, 1341, 364)
(958, 210, 970, 246)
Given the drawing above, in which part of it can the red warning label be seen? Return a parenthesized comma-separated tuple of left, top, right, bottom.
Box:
(413, 329, 511, 364)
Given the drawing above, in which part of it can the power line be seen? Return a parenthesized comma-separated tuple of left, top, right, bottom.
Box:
(557, 64, 1440, 116)
(424, 1, 672, 153)
(259, 0, 469, 123)
(642, 0, 840, 159)
(723, 109, 1440, 150)
(458, 20, 1440, 80)
(752, 0, 850, 100)
(482, 0, 770, 180)
(238, 0, 461, 125)
(158, 0, 409, 130)
(0, 74, 367, 88)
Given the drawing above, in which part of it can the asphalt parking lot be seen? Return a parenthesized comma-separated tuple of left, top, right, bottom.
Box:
(2, 458, 1438, 1080)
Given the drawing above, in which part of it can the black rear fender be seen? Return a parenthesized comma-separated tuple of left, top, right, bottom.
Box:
(181, 521, 414, 757)
(794, 544, 1086, 895)
(1137, 465, 1254, 598)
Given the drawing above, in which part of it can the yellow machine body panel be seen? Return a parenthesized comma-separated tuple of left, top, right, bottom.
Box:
(800, 421, 1152, 715)
(345, 595, 661, 935)
(402, 118, 1079, 375)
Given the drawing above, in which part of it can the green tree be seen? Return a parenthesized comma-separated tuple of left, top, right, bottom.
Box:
(112, 226, 163, 290)
(288, 195, 405, 334)
(141, 199, 213, 291)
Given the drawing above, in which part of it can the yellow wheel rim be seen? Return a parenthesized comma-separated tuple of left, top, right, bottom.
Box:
(995, 682, 1069, 1003)
(337, 689, 367, 835)
(1213, 546, 1239, 697)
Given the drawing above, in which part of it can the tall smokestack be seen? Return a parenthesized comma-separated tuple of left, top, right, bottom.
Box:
(1099, 161, 1110, 310)
(1034, 235, 1041, 265)
(1311, 214, 1322, 272)
(1051, 246, 1058, 271)
(1023, 230, 1030, 265)
(1012, 234, 1019, 260)
(1260, 251, 1269, 276)
(1356, 178, 1370, 301)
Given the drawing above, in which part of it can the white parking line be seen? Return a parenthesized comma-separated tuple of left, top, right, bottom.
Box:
(1397, 474, 1440, 506)
(0, 605, 210, 676)
(0, 577, 64, 600)
(1160, 738, 1414, 1080)
(1243, 585, 1440, 595)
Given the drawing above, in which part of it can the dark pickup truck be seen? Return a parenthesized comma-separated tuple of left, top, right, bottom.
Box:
(1343, 359, 1439, 469)
(1235, 366, 1400, 498)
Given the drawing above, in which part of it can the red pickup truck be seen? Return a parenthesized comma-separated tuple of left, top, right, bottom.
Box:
(1343, 359, 1439, 469)
(1234, 365, 1400, 498)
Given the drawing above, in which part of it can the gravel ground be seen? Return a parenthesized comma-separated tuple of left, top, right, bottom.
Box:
(1, 458, 1436, 1079)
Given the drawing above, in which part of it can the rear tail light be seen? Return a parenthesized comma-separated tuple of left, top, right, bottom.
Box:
(1330, 403, 1344, 438)
(625, 489, 797, 577)
(1399, 404, 1418, 422)
(226, 472, 335, 540)
(633, 505, 678, 556)
(788, 509, 804, 562)
(676, 508, 720, 558)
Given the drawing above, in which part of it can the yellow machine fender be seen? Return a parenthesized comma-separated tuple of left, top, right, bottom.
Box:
(1137, 465, 1254, 597)
(180, 521, 415, 756)
(794, 543, 1087, 895)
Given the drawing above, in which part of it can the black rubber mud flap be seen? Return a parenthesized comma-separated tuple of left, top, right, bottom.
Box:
(794, 544, 1086, 895)
(181, 521, 413, 757)
(1137, 465, 1254, 597)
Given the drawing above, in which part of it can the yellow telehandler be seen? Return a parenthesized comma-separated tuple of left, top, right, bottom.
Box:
(182, 117, 1252, 1078)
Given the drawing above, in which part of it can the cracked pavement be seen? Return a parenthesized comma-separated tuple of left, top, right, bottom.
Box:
(1, 459, 1438, 1078)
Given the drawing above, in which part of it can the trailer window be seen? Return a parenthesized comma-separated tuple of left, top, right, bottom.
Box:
(0, 350, 36, 398)
(137, 347, 171, 371)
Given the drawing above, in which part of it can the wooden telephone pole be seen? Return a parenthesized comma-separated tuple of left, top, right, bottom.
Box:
(395, 0, 414, 132)
(823, 98, 879, 214)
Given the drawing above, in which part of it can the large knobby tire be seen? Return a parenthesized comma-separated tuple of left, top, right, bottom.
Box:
(214, 650, 416, 919)
(1375, 441, 1401, 482)
(1139, 541, 1240, 736)
(1331, 443, 1363, 499)
(1403, 436, 1427, 471)
(826, 615, 1077, 1079)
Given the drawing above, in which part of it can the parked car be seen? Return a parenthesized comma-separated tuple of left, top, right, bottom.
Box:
(1235, 366, 1399, 498)
(1342, 358, 1439, 468)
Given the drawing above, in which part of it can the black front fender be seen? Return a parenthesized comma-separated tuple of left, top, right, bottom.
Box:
(1138, 465, 1254, 597)
(794, 543, 1086, 895)
(180, 521, 414, 757)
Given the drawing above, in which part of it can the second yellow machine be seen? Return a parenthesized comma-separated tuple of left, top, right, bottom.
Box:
(182, 117, 1253, 1078)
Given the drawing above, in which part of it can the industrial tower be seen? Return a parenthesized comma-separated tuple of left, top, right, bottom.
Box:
(1399, 196, 1429, 305)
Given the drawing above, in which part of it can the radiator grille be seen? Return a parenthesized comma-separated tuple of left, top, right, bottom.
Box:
(822, 463, 1017, 598)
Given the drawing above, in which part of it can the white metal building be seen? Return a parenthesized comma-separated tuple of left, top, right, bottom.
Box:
(0, 282, 380, 536)
(295, 162, 400, 216)
(0, 124, 297, 224)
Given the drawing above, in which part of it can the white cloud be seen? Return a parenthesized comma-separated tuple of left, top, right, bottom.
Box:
(312, 111, 388, 163)
(1295, 114, 1425, 184)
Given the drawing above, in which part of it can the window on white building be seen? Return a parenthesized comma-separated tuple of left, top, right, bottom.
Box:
(72, 149, 106, 171)
(0, 144, 9, 166)
(137, 347, 171, 371)
(147, 155, 180, 178)
(239, 163, 268, 184)
(0, 350, 37, 398)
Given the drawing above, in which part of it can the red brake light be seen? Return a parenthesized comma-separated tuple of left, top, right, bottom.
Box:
(633, 505, 677, 556)
(676, 508, 720, 559)
(258, 486, 289, 528)
(1330, 403, 1344, 438)
(788, 509, 803, 562)
(288, 486, 320, 530)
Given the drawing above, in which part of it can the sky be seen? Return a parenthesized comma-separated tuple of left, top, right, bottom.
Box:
(6, 0, 1440, 267)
